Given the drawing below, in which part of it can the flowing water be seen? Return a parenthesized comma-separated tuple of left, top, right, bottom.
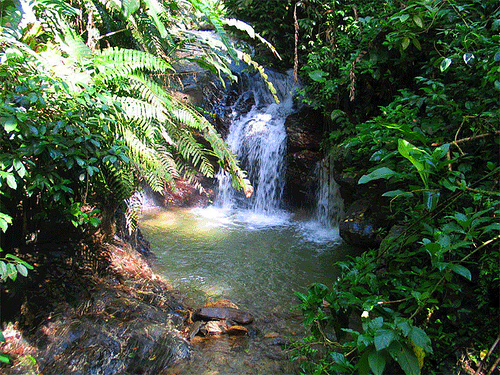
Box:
(138, 70, 351, 374)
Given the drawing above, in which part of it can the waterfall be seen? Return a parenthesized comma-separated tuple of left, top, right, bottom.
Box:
(215, 70, 298, 214)
(315, 155, 344, 228)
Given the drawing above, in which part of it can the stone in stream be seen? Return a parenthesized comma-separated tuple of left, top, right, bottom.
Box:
(200, 320, 227, 336)
(197, 307, 254, 324)
(226, 325, 248, 336)
(204, 299, 239, 309)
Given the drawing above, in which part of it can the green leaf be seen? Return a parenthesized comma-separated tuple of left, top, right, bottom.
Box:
(308, 69, 328, 83)
(397, 139, 429, 188)
(388, 341, 420, 375)
(413, 15, 423, 28)
(7, 263, 17, 281)
(358, 350, 370, 375)
(6, 174, 17, 190)
(0, 213, 13, 233)
(13, 159, 26, 178)
(448, 263, 471, 281)
(408, 326, 432, 354)
(2, 118, 18, 132)
(440, 58, 452, 72)
(368, 349, 387, 375)
(382, 190, 413, 198)
(374, 329, 396, 351)
(358, 167, 397, 184)
(412, 37, 421, 51)
(401, 37, 411, 50)
(16, 263, 28, 277)
(0, 352, 11, 364)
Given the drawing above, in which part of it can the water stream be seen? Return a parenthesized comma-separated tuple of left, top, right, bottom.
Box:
(138, 70, 350, 374)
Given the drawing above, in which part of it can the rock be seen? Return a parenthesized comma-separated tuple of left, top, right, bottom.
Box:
(285, 150, 323, 208)
(226, 325, 248, 336)
(339, 199, 387, 247)
(197, 307, 254, 324)
(284, 107, 325, 209)
(200, 320, 227, 336)
(187, 321, 203, 340)
(285, 107, 324, 153)
(264, 332, 280, 339)
(204, 300, 239, 309)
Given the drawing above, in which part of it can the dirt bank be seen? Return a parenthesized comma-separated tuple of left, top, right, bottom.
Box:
(0, 230, 191, 374)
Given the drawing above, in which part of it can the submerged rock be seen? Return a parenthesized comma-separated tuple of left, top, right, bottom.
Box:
(226, 325, 248, 336)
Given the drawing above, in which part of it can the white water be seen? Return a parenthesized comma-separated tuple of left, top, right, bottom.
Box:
(137, 68, 349, 375)
(215, 70, 296, 214)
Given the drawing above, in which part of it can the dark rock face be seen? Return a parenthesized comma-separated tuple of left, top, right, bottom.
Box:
(197, 306, 254, 325)
(339, 198, 387, 247)
(284, 107, 325, 208)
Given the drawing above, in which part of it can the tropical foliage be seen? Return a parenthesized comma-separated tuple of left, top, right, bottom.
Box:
(0, 0, 265, 363)
(232, 0, 500, 374)
(0, 0, 259, 248)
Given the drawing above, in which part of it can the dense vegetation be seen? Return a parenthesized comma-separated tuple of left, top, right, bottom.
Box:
(0, 0, 266, 365)
(228, 0, 499, 374)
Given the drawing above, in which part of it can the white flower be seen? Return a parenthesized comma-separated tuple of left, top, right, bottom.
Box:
(361, 311, 369, 319)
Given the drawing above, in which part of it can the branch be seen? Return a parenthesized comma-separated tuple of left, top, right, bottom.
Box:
(432, 131, 500, 147)
(475, 333, 500, 375)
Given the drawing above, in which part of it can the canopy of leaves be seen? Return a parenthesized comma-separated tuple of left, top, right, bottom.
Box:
(251, 0, 500, 373)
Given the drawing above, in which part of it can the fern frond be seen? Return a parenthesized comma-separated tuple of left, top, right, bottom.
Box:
(114, 96, 167, 123)
(100, 161, 136, 205)
(189, 0, 237, 60)
(94, 47, 174, 82)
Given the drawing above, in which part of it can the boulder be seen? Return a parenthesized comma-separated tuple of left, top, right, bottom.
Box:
(197, 307, 254, 324)
(284, 107, 325, 209)
(339, 199, 386, 247)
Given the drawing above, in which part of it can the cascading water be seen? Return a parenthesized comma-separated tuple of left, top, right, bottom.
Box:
(315, 155, 345, 228)
(138, 65, 354, 375)
(215, 70, 298, 215)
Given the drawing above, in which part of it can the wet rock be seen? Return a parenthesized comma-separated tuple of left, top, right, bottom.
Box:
(187, 321, 203, 340)
(197, 307, 254, 324)
(284, 107, 325, 209)
(226, 325, 248, 336)
(339, 199, 387, 247)
(200, 321, 227, 336)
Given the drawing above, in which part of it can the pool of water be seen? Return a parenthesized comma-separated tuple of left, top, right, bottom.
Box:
(139, 207, 354, 375)
(140, 207, 352, 314)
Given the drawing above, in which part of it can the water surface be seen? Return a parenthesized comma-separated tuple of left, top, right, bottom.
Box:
(140, 207, 349, 316)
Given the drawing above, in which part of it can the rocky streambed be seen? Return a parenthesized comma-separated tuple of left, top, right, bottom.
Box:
(0, 228, 303, 375)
